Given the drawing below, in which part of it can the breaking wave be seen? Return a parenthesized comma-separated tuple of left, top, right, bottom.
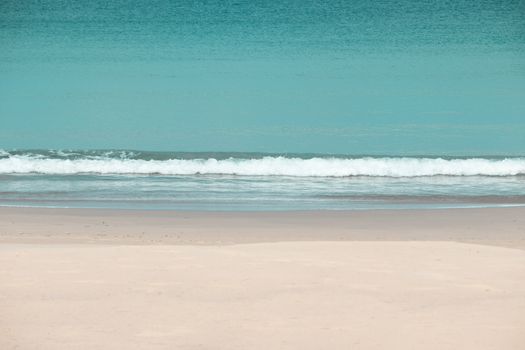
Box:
(0, 151, 524, 177)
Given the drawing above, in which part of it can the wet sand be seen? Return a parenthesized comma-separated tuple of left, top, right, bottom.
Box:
(1, 207, 525, 248)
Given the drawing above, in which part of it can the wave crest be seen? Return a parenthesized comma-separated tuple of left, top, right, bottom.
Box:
(0, 154, 524, 177)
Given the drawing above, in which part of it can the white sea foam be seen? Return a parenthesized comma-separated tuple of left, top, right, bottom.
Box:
(0, 155, 524, 177)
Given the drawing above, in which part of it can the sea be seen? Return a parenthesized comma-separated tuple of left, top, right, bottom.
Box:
(1, 1, 524, 211)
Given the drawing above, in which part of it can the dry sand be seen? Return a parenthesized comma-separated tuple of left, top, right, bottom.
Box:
(1, 207, 525, 349)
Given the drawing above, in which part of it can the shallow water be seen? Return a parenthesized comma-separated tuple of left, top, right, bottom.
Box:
(1, 150, 524, 210)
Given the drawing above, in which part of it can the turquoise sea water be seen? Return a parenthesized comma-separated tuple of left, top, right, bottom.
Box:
(1, 1, 524, 210)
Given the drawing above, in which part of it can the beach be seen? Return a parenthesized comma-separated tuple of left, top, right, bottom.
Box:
(1, 207, 524, 349)
(2, 0, 524, 348)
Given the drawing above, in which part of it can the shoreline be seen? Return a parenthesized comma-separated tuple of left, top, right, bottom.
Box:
(1, 206, 524, 248)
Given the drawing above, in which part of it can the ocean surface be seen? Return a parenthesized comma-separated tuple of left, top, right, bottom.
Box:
(1, 150, 524, 210)
(1, 1, 524, 210)
(1, 0, 524, 154)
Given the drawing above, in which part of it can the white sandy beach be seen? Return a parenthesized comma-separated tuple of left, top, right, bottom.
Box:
(1, 207, 525, 349)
